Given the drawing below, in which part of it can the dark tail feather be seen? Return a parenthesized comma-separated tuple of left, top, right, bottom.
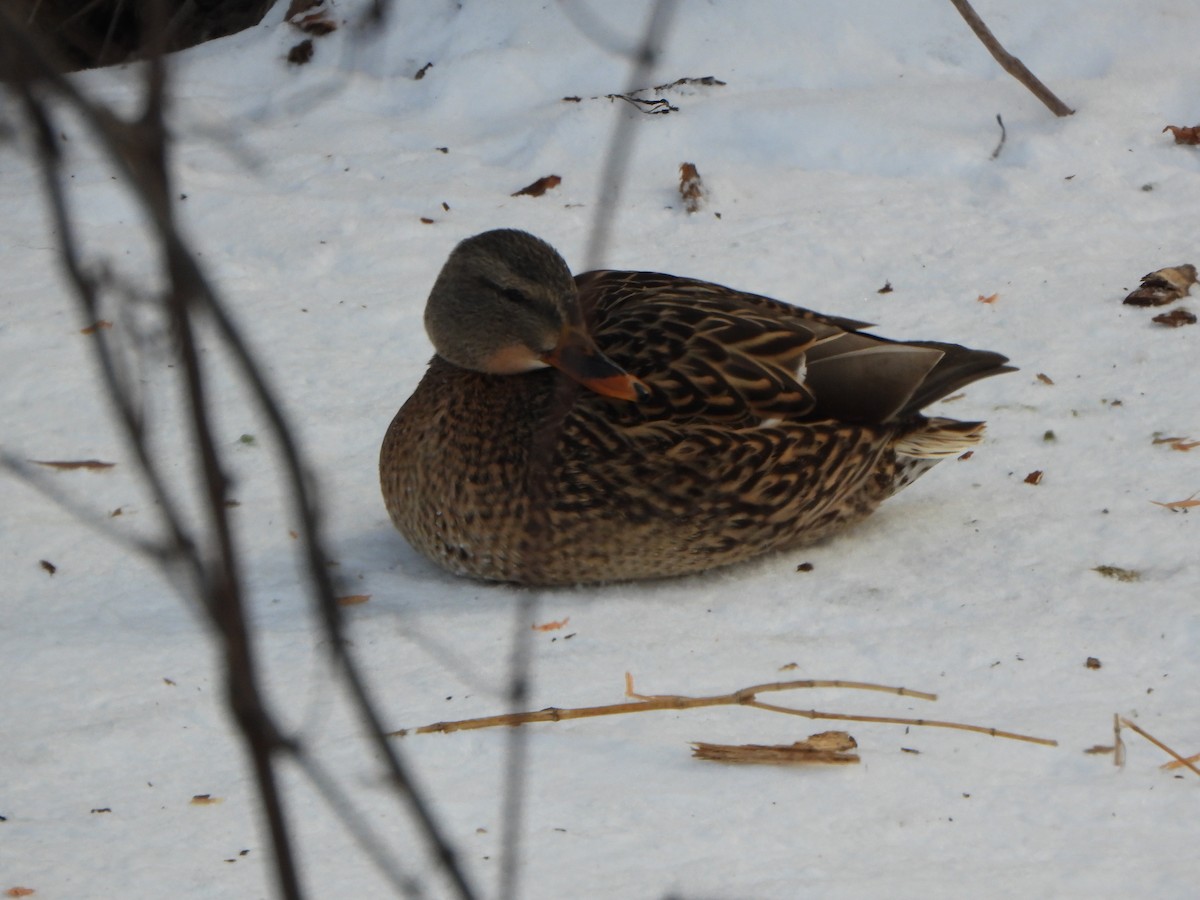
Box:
(803, 333, 1013, 424)
(898, 341, 1015, 419)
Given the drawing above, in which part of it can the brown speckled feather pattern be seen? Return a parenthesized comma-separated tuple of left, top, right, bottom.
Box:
(381, 269, 1011, 584)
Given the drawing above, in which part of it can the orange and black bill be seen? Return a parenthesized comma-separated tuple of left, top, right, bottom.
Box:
(541, 325, 649, 402)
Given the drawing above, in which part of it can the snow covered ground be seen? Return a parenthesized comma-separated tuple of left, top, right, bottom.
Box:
(3, 1, 1198, 897)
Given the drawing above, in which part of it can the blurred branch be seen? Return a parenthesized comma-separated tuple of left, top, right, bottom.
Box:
(502, 4, 680, 892)
(0, 3, 475, 897)
(949, 0, 1074, 117)
(580, 0, 680, 269)
(10, 44, 305, 900)
(497, 592, 535, 900)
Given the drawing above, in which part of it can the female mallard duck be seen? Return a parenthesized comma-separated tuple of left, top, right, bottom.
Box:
(380, 229, 1013, 585)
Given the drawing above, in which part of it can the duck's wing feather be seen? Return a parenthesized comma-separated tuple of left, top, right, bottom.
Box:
(576, 270, 1012, 426)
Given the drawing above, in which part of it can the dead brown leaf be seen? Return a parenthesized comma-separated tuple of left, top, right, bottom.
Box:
(678, 162, 705, 213)
(286, 0, 336, 34)
(1163, 124, 1200, 145)
(296, 12, 336, 35)
(1123, 264, 1197, 306)
(1024, 470, 1043, 485)
(976, 293, 999, 304)
(80, 320, 112, 335)
(31, 459, 115, 470)
(336, 594, 371, 607)
(532, 617, 569, 632)
(1093, 565, 1140, 582)
(285, 0, 321, 17)
(6, 888, 36, 898)
(512, 175, 561, 198)
(287, 39, 314, 65)
(1152, 308, 1197, 327)
(190, 794, 223, 805)
(1036, 372, 1054, 385)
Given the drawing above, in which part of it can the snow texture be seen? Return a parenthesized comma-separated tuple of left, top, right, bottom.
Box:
(2, 1, 1198, 897)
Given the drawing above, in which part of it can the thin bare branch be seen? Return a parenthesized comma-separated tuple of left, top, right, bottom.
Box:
(392, 675, 1057, 748)
(582, 0, 680, 270)
(743, 699, 1056, 746)
(1, 3, 477, 895)
(949, 0, 1073, 117)
(1119, 717, 1200, 777)
(1162, 751, 1200, 772)
(498, 593, 536, 900)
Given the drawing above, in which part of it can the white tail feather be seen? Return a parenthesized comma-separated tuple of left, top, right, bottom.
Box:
(894, 418, 986, 459)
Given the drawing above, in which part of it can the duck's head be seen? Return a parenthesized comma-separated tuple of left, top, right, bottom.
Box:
(424, 229, 648, 402)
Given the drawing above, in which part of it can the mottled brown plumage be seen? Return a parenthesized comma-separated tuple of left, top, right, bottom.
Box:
(380, 229, 1013, 585)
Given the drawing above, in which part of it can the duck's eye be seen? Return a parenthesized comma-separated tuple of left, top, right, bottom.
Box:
(479, 278, 530, 306)
(498, 286, 529, 305)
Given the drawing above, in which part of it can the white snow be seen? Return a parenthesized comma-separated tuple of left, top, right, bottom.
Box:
(3, 1, 1199, 897)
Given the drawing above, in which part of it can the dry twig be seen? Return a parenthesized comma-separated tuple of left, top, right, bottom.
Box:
(1162, 751, 1200, 772)
(1118, 718, 1200, 777)
(391, 674, 1057, 748)
(990, 113, 1006, 159)
(949, 0, 1073, 117)
(1151, 493, 1200, 511)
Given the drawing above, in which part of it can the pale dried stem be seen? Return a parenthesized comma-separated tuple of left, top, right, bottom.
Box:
(744, 700, 1055, 746)
(392, 676, 1057, 747)
(1162, 752, 1200, 771)
(1119, 717, 1200, 778)
(1113, 712, 1126, 767)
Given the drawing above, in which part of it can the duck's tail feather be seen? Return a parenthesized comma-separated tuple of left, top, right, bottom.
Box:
(803, 333, 1014, 424)
(899, 342, 1015, 420)
(894, 417, 987, 458)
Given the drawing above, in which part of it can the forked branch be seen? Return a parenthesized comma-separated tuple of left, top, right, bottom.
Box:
(392, 674, 1058, 748)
